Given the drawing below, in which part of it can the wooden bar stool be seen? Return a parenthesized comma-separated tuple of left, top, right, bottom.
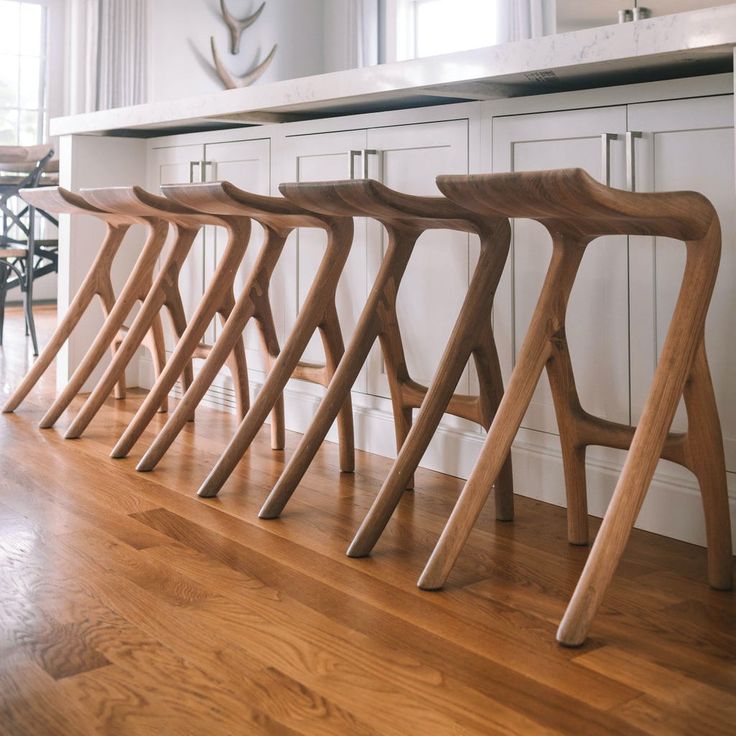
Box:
(63, 185, 252, 439)
(113, 182, 355, 475)
(255, 179, 513, 521)
(1, 187, 166, 416)
(419, 167, 732, 646)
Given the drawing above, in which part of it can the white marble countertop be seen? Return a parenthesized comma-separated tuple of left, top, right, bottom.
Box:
(51, 5, 736, 138)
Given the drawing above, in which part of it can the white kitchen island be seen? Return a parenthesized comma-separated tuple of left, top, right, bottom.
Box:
(50, 5, 736, 550)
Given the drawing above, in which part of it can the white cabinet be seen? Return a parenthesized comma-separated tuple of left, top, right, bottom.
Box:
(282, 119, 470, 400)
(492, 106, 631, 436)
(147, 137, 270, 365)
(627, 94, 736, 472)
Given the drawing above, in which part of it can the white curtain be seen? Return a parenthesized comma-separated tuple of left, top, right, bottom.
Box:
(497, 0, 556, 43)
(347, 0, 379, 68)
(68, 0, 148, 113)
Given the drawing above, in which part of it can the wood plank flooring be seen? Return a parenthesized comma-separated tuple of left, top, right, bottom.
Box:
(0, 305, 734, 735)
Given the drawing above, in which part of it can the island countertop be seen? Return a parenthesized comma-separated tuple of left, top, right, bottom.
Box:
(50, 5, 736, 138)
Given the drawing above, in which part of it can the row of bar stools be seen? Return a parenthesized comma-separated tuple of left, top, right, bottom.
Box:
(255, 179, 513, 520)
(412, 168, 732, 646)
(112, 181, 356, 468)
(2, 186, 171, 416)
(63, 184, 253, 440)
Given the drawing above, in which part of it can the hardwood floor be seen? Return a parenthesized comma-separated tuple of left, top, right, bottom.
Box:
(0, 305, 734, 735)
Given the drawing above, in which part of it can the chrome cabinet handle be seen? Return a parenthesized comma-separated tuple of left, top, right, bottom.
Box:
(625, 131, 643, 192)
(348, 150, 362, 179)
(189, 160, 202, 183)
(600, 133, 618, 187)
(201, 160, 216, 182)
(361, 149, 378, 179)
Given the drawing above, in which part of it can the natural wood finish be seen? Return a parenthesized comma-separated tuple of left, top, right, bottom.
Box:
(423, 168, 733, 646)
(133, 182, 356, 473)
(63, 185, 253, 440)
(1, 306, 735, 735)
(173, 184, 358, 498)
(1, 187, 159, 416)
(257, 179, 513, 527)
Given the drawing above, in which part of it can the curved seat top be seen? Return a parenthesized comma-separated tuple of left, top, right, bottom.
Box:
(279, 178, 498, 233)
(80, 185, 229, 227)
(437, 168, 717, 241)
(161, 181, 342, 229)
(20, 186, 107, 217)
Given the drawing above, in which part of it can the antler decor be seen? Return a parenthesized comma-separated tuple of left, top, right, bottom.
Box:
(210, 0, 277, 90)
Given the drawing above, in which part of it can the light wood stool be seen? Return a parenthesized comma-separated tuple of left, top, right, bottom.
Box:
(113, 182, 355, 475)
(2, 187, 168, 417)
(256, 178, 513, 521)
(63, 185, 252, 439)
(419, 167, 732, 646)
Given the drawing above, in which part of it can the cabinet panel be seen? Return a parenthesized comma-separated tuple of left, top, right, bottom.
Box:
(628, 94, 736, 472)
(206, 138, 271, 369)
(283, 130, 368, 390)
(492, 106, 630, 435)
(365, 120, 470, 401)
(148, 144, 206, 352)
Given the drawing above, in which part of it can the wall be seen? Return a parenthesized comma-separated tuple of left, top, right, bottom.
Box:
(147, 0, 330, 102)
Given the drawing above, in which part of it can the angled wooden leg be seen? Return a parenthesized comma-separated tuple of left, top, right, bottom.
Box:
(2, 224, 128, 413)
(348, 311, 478, 557)
(162, 284, 195, 401)
(253, 299, 286, 452)
(39, 220, 169, 429)
(546, 335, 589, 545)
(219, 304, 251, 419)
(258, 228, 416, 518)
(196, 218, 355, 499)
(557, 230, 721, 647)
(318, 302, 354, 472)
(144, 311, 169, 413)
(110, 217, 251, 458)
(97, 278, 128, 402)
(64, 226, 200, 438)
(135, 288, 259, 469)
(681, 340, 733, 591)
(418, 240, 585, 590)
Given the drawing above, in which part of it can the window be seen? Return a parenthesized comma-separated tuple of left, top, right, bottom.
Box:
(386, 0, 500, 62)
(0, 0, 48, 145)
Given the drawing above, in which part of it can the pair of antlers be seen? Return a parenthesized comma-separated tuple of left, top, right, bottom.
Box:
(211, 0, 277, 89)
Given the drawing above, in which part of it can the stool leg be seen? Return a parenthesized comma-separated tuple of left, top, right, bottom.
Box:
(195, 220, 355, 499)
(683, 340, 733, 591)
(254, 299, 286, 452)
(546, 337, 590, 545)
(38, 220, 168, 429)
(418, 240, 585, 590)
(163, 285, 196, 404)
(2, 225, 127, 413)
(145, 311, 169, 413)
(258, 228, 416, 518)
(557, 235, 720, 647)
(319, 302, 355, 473)
(110, 218, 251, 458)
(219, 304, 251, 419)
(135, 285, 259, 468)
(63, 227, 199, 438)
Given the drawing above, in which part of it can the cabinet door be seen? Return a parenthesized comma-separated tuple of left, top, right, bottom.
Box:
(628, 94, 736, 473)
(492, 106, 629, 437)
(364, 120, 471, 408)
(147, 143, 205, 352)
(281, 130, 369, 390)
(204, 138, 271, 369)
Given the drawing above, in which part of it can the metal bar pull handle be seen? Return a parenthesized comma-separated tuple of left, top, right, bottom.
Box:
(362, 149, 378, 179)
(348, 150, 362, 179)
(201, 160, 216, 183)
(625, 131, 643, 192)
(189, 160, 201, 183)
(600, 133, 618, 187)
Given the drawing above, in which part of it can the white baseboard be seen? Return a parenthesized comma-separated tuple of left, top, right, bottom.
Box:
(138, 357, 736, 553)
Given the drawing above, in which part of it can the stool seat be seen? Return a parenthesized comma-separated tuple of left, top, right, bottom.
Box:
(407, 168, 732, 647)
